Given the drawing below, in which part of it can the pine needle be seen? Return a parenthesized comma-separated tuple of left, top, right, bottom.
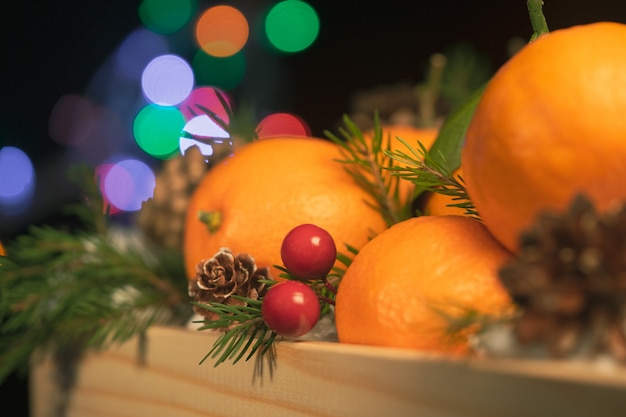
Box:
(325, 113, 414, 227)
(0, 167, 191, 383)
(385, 137, 479, 218)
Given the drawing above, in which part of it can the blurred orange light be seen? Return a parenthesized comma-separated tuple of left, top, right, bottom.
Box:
(195, 5, 249, 58)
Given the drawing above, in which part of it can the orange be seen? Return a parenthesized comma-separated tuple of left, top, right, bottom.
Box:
(462, 22, 626, 252)
(183, 136, 388, 280)
(0, 241, 5, 257)
(335, 215, 513, 354)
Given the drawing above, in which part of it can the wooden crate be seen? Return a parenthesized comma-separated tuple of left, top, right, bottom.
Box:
(30, 325, 626, 417)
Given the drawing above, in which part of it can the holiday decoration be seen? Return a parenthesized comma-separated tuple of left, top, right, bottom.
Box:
(499, 194, 626, 359)
(5, 1, 626, 416)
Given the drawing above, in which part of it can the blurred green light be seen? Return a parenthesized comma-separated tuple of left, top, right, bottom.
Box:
(139, 0, 198, 35)
(192, 51, 246, 91)
(133, 105, 185, 159)
(265, 0, 319, 53)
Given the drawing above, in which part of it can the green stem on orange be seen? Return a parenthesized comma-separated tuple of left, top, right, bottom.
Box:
(527, 0, 550, 41)
(198, 210, 222, 234)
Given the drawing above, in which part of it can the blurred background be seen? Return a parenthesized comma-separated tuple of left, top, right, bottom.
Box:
(2, 0, 626, 414)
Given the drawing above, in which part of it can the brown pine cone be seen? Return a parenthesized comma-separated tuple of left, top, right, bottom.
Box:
(189, 248, 272, 320)
(499, 194, 626, 360)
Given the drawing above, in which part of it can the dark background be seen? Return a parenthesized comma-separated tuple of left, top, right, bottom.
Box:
(3, 1, 626, 415)
(3, 0, 626, 238)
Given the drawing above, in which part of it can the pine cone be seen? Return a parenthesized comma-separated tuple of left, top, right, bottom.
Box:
(189, 248, 272, 320)
(138, 146, 209, 250)
(499, 194, 626, 360)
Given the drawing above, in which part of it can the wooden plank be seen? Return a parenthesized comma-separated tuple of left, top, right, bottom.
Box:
(30, 326, 626, 417)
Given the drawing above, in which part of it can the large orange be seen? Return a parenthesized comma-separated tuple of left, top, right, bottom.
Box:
(463, 22, 626, 252)
(335, 215, 512, 354)
(183, 136, 388, 280)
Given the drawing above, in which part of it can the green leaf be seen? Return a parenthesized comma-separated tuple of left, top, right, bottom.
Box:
(428, 85, 485, 171)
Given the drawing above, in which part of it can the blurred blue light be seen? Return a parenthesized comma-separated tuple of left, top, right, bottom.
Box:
(0, 146, 36, 215)
(101, 158, 156, 212)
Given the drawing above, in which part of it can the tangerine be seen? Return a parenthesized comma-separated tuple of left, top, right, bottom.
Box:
(463, 22, 626, 252)
(183, 137, 388, 280)
(335, 215, 513, 354)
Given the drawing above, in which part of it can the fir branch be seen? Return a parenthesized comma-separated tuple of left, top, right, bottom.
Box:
(0, 227, 191, 381)
(192, 299, 278, 366)
(0, 170, 191, 383)
(61, 164, 109, 235)
(385, 139, 479, 218)
(325, 113, 413, 227)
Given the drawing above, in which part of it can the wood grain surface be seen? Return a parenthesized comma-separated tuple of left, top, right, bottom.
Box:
(30, 326, 626, 417)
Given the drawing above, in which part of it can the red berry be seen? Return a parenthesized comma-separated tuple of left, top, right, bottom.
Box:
(261, 281, 320, 337)
(280, 224, 337, 280)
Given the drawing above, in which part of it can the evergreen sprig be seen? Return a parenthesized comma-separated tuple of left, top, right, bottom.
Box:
(193, 250, 351, 368)
(0, 166, 192, 383)
(325, 113, 414, 227)
(385, 139, 479, 218)
(193, 297, 277, 367)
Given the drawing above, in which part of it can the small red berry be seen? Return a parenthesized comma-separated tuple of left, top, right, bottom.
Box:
(280, 224, 337, 280)
(261, 281, 320, 337)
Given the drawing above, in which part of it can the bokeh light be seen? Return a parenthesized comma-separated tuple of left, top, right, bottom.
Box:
(179, 86, 231, 124)
(192, 50, 246, 90)
(180, 114, 230, 157)
(141, 54, 195, 106)
(99, 158, 156, 212)
(256, 112, 311, 138)
(133, 104, 185, 159)
(265, 0, 319, 53)
(114, 28, 170, 82)
(49, 94, 98, 146)
(21, 1, 321, 229)
(0, 146, 36, 215)
(138, 0, 198, 35)
(195, 5, 249, 58)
